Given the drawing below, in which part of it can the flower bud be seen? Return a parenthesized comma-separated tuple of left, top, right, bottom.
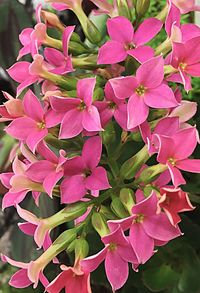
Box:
(119, 188, 135, 214)
(135, 0, 150, 17)
(117, 0, 132, 20)
(111, 197, 130, 218)
(92, 212, 109, 237)
(41, 10, 65, 31)
(135, 164, 168, 185)
(74, 238, 89, 259)
(120, 145, 149, 179)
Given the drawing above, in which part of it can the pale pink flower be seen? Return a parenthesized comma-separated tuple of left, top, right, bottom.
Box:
(1, 254, 48, 289)
(0, 92, 24, 122)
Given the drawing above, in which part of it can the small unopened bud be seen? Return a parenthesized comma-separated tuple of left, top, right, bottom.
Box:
(92, 212, 109, 237)
(74, 238, 89, 259)
(111, 197, 129, 218)
(41, 10, 65, 31)
(119, 188, 135, 214)
(135, 164, 168, 185)
(120, 145, 149, 179)
(135, 0, 150, 17)
(117, 0, 132, 20)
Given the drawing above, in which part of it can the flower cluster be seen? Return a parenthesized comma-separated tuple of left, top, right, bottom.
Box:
(1, 0, 200, 292)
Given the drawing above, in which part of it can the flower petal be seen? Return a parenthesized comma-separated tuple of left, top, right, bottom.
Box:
(82, 136, 102, 170)
(127, 94, 149, 129)
(59, 109, 83, 139)
(61, 175, 86, 203)
(85, 167, 110, 191)
(98, 41, 127, 64)
(107, 16, 134, 43)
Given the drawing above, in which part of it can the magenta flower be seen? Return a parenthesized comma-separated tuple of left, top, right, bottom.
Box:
(61, 136, 110, 203)
(46, 263, 91, 293)
(98, 16, 162, 64)
(26, 141, 67, 196)
(158, 187, 195, 226)
(5, 90, 57, 152)
(46, 0, 83, 11)
(110, 56, 179, 129)
(94, 81, 127, 129)
(169, 36, 200, 91)
(81, 226, 138, 291)
(157, 127, 200, 187)
(50, 78, 103, 139)
(44, 26, 74, 75)
(1, 255, 49, 289)
(108, 193, 181, 264)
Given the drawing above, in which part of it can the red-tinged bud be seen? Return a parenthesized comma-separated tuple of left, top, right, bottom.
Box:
(92, 212, 109, 237)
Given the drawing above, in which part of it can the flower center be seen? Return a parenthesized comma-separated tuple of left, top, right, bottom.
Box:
(84, 169, 92, 177)
(77, 101, 86, 111)
(179, 62, 187, 71)
(108, 243, 117, 251)
(108, 101, 117, 110)
(135, 85, 146, 96)
(124, 42, 135, 51)
(168, 157, 176, 166)
(134, 214, 145, 223)
(37, 121, 46, 129)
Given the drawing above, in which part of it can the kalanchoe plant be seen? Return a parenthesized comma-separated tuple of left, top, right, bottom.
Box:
(1, 0, 200, 292)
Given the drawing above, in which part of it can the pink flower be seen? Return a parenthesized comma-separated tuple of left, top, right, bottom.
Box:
(50, 78, 103, 139)
(171, 0, 200, 14)
(169, 37, 200, 91)
(108, 193, 182, 264)
(46, 0, 83, 11)
(140, 117, 180, 154)
(90, 0, 118, 17)
(44, 26, 74, 75)
(94, 81, 127, 129)
(0, 92, 24, 122)
(81, 226, 138, 291)
(158, 187, 195, 226)
(5, 90, 57, 153)
(7, 54, 53, 96)
(1, 254, 49, 289)
(157, 127, 200, 187)
(98, 16, 162, 64)
(46, 263, 91, 293)
(110, 56, 179, 129)
(0, 157, 43, 210)
(16, 204, 55, 252)
(26, 141, 67, 196)
(61, 136, 110, 203)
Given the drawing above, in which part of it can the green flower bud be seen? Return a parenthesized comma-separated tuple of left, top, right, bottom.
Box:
(117, 0, 132, 20)
(135, 0, 150, 17)
(92, 212, 109, 237)
(119, 188, 135, 214)
(111, 197, 130, 218)
(120, 145, 149, 179)
(135, 164, 168, 185)
(74, 238, 89, 259)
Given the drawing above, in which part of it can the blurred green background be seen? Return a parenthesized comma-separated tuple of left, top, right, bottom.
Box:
(0, 1, 200, 292)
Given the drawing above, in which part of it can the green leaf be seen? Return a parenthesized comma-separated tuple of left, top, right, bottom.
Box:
(143, 264, 179, 292)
